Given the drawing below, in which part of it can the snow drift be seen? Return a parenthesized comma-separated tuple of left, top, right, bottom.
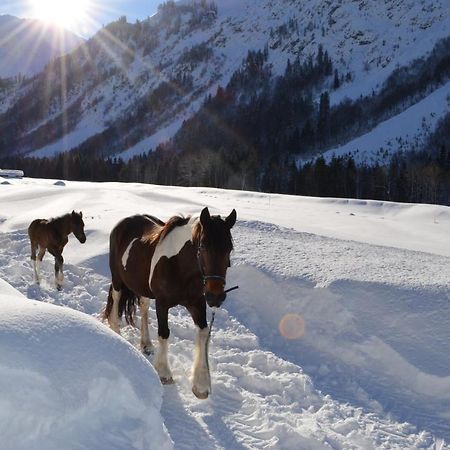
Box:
(0, 278, 172, 450)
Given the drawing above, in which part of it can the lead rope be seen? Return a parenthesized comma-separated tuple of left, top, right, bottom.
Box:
(204, 285, 239, 394)
(205, 309, 215, 393)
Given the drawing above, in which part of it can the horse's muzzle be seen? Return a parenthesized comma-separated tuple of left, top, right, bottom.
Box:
(79, 235, 86, 243)
(205, 292, 226, 308)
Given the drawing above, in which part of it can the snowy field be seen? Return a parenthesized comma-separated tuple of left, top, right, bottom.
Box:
(0, 177, 449, 449)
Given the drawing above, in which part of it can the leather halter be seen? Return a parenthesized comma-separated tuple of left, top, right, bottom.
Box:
(196, 244, 226, 286)
(197, 244, 239, 295)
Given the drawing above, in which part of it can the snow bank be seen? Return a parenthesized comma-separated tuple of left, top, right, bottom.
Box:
(0, 278, 172, 450)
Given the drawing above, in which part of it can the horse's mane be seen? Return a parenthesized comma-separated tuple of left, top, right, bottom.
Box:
(48, 212, 71, 225)
(143, 213, 233, 250)
(144, 215, 191, 244)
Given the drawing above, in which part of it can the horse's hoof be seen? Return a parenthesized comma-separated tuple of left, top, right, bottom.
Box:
(142, 347, 154, 356)
(56, 285, 62, 291)
(192, 386, 209, 400)
(160, 376, 174, 385)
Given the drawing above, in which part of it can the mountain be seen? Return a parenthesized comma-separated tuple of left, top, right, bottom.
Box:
(0, 0, 449, 188)
(0, 14, 84, 78)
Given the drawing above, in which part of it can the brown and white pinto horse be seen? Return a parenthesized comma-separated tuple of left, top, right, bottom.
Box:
(28, 211, 86, 290)
(105, 207, 237, 399)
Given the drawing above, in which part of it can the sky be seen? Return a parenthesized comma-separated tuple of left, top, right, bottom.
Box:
(0, 0, 162, 37)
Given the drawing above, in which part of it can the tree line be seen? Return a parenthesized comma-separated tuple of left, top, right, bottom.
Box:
(3, 138, 449, 205)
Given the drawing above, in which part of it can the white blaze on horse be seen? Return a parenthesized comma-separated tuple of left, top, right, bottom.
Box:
(105, 207, 237, 399)
(28, 211, 86, 290)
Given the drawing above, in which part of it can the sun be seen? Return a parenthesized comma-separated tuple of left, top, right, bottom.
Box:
(28, 0, 91, 30)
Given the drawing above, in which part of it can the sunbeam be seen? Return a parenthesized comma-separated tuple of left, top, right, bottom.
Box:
(0, 19, 55, 81)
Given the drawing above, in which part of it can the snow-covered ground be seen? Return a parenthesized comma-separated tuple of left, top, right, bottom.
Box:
(0, 178, 449, 449)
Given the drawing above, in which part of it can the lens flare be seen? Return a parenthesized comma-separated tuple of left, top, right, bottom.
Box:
(278, 313, 305, 340)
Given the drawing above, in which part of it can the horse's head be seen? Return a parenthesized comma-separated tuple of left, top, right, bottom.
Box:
(196, 207, 237, 308)
(71, 210, 86, 243)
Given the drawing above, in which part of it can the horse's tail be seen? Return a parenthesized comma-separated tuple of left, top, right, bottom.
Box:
(104, 284, 138, 327)
(27, 219, 40, 241)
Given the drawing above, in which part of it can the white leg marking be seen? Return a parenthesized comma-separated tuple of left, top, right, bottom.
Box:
(139, 297, 154, 354)
(56, 269, 64, 287)
(36, 259, 42, 282)
(32, 259, 39, 284)
(192, 326, 211, 398)
(154, 337, 173, 384)
(108, 288, 121, 334)
(35, 246, 45, 284)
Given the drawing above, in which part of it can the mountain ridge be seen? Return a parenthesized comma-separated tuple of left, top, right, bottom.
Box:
(0, 0, 449, 167)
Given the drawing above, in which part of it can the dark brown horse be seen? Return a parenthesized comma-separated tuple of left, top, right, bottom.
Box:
(28, 211, 86, 290)
(105, 207, 237, 399)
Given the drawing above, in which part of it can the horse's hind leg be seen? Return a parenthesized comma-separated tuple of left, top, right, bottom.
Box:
(187, 301, 210, 400)
(139, 297, 154, 355)
(32, 245, 45, 284)
(154, 300, 173, 384)
(30, 241, 38, 283)
(105, 284, 122, 334)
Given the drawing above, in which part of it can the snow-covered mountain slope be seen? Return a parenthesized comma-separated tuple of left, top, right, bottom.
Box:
(0, 277, 172, 450)
(1, 0, 449, 162)
(311, 81, 450, 165)
(0, 178, 449, 448)
(0, 15, 83, 78)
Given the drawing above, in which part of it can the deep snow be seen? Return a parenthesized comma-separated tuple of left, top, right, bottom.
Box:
(0, 178, 449, 449)
(0, 279, 172, 450)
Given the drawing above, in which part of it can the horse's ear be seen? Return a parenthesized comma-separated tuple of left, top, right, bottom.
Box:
(225, 209, 237, 229)
(200, 207, 211, 227)
(80, 211, 83, 218)
(71, 210, 75, 215)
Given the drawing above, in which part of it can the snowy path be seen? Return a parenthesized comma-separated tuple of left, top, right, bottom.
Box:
(0, 179, 449, 449)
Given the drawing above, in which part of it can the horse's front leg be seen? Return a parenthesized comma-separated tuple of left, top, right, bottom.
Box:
(188, 299, 210, 400)
(154, 300, 174, 384)
(54, 253, 64, 291)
